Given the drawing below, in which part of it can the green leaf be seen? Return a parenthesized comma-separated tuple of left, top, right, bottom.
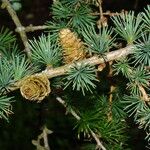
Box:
(82, 25, 115, 54)
(0, 57, 13, 93)
(136, 106, 150, 130)
(52, 1, 72, 20)
(51, 1, 95, 30)
(1, 42, 21, 59)
(64, 63, 98, 95)
(45, 20, 68, 35)
(74, 109, 104, 138)
(12, 55, 38, 81)
(112, 11, 143, 44)
(127, 68, 150, 95)
(98, 119, 127, 145)
(111, 89, 127, 119)
(142, 5, 150, 31)
(0, 27, 16, 51)
(113, 57, 133, 78)
(29, 34, 61, 67)
(122, 95, 146, 119)
(71, 4, 96, 29)
(0, 96, 14, 121)
(132, 33, 150, 67)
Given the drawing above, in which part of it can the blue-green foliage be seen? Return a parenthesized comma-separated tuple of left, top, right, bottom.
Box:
(0, 27, 38, 123)
(45, 0, 96, 35)
(12, 55, 38, 81)
(0, 96, 14, 121)
(0, 57, 13, 93)
(82, 25, 115, 54)
(64, 63, 98, 95)
(112, 11, 143, 44)
(143, 5, 150, 31)
(127, 68, 150, 95)
(74, 95, 127, 148)
(0, 27, 16, 54)
(132, 33, 150, 67)
(113, 57, 132, 78)
(29, 34, 62, 67)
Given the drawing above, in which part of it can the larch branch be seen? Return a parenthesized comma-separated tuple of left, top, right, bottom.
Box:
(56, 96, 106, 150)
(1, 0, 31, 57)
(43, 45, 134, 78)
(15, 25, 50, 33)
(9, 45, 134, 92)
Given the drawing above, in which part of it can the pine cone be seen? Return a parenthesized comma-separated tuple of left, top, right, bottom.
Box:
(20, 74, 51, 102)
(59, 28, 86, 64)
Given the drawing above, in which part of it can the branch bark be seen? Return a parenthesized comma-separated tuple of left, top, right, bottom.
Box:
(32, 126, 53, 150)
(98, 0, 103, 20)
(15, 25, 50, 33)
(9, 45, 134, 92)
(43, 45, 134, 78)
(43, 126, 51, 150)
(56, 96, 106, 150)
(1, 0, 31, 57)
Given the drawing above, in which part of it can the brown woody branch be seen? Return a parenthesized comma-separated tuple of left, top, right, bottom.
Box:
(92, 12, 119, 16)
(56, 96, 106, 150)
(1, 0, 31, 57)
(15, 25, 50, 33)
(32, 126, 53, 150)
(9, 45, 134, 92)
(92, 10, 127, 17)
(43, 45, 133, 78)
(138, 85, 149, 102)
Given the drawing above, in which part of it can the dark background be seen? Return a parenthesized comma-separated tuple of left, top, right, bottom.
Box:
(0, 0, 150, 150)
(0, 0, 149, 29)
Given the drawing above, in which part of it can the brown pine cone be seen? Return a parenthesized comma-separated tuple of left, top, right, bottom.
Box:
(59, 28, 86, 64)
(19, 74, 51, 102)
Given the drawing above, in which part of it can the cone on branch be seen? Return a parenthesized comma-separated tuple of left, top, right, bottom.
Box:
(59, 28, 86, 64)
(19, 74, 51, 102)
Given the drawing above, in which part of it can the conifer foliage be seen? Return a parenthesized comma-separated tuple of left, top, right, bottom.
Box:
(0, 0, 150, 149)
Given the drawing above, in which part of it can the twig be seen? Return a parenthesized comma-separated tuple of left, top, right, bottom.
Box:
(97, 0, 107, 28)
(56, 97, 80, 120)
(43, 45, 133, 78)
(1, 0, 31, 57)
(15, 25, 50, 33)
(145, 66, 150, 71)
(92, 12, 119, 16)
(97, 0, 103, 20)
(43, 126, 51, 150)
(56, 96, 106, 150)
(138, 85, 149, 102)
(32, 126, 53, 150)
(90, 130, 106, 150)
(107, 61, 115, 121)
(108, 85, 116, 121)
(8, 45, 134, 92)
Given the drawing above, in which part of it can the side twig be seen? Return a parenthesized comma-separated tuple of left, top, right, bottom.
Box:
(138, 85, 149, 102)
(98, 0, 103, 20)
(1, 0, 31, 57)
(32, 126, 53, 150)
(15, 25, 50, 33)
(97, 0, 109, 28)
(92, 12, 119, 16)
(56, 96, 106, 150)
(43, 45, 133, 78)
